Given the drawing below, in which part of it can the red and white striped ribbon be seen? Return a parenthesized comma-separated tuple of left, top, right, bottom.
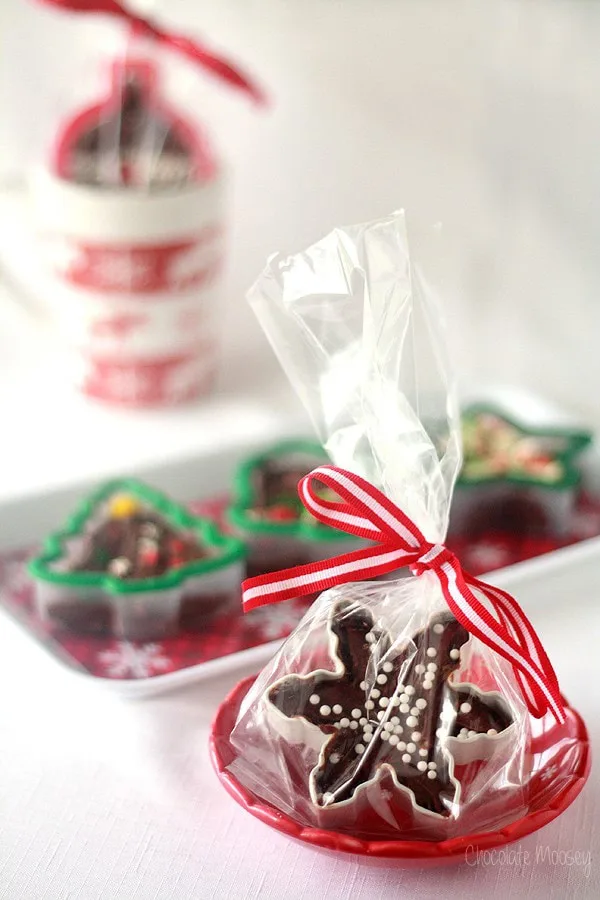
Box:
(242, 465, 565, 725)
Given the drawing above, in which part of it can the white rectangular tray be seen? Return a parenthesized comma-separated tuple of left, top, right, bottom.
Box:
(0, 387, 596, 697)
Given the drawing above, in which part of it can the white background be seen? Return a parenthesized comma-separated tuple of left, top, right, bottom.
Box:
(2, 0, 600, 421)
(1, 3, 600, 897)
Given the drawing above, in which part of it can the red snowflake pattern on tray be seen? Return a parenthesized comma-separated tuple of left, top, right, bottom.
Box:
(1, 493, 600, 683)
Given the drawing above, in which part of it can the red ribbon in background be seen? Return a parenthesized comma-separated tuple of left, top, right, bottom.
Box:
(37, 0, 266, 105)
(242, 465, 566, 726)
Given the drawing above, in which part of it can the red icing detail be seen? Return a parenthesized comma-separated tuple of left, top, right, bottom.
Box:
(139, 546, 159, 567)
(265, 505, 299, 522)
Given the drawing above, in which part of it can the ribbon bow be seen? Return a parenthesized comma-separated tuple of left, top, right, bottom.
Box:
(38, 0, 266, 105)
(242, 465, 565, 725)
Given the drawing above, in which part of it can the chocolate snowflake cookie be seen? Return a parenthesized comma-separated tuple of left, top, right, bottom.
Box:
(267, 600, 514, 818)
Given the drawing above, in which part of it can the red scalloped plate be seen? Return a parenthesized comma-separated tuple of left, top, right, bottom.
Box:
(210, 676, 591, 863)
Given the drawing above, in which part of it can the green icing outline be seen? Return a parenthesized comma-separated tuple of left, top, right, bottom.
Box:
(28, 478, 245, 596)
(458, 405, 592, 491)
(228, 439, 355, 543)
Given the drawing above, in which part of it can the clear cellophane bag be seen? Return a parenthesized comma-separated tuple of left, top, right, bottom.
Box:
(226, 212, 578, 842)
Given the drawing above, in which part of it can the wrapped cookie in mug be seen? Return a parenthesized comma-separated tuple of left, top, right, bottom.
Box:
(30, 0, 264, 406)
(216, 213, 588, 849)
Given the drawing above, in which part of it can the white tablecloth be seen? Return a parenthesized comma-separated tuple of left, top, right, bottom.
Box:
(1, 548, 598, 900)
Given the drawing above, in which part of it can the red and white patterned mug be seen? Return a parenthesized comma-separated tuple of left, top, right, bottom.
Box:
(31, 166, 226, 407)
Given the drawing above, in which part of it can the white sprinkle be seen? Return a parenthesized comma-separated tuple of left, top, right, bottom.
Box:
(376, 674, 387, 685)
(402, 753, 411, 763)
(487, 728, 498, 736)
(377, 710, 386, 721)
(400, 703, 410, 714)
(419, 748, 428, 757)
(410, 707, 420, 716)
(379, 697, 389, 708)
(382, 661, 394, 673)
(407, 742, 416, 753)
(415, 664, 426, 674)
(371, 689, 381, 699)
(460, 702, 472, 714)
(309, 694, 320, 705)
(363, 732, 372, 743)
(363, 723, 373, 734)
(340, 717, 350, 728)
(391, 696, 401, 707)
(365, 632, 376, 644)
(381, 731, 391, 742)
(389, 734, 399, 746)
(417, 761, 428, 771)
(397, 741, 407, 751)
(450, 649, 460, 660)
(320, 705, 331, 716)
(397, 684, 405, 693)
(416, 698, 427, 710)
(427, 770, 437, 780)
(458, 733, 467, 741)
(359, 682, 368, 691)
(411, 731, 422, 742)
(422, 681, 433, 691)
(365, 700, 375, 710)
(433, 623, 444, 634)
(355, 744, 365, 755)
(351, 708, 362, 719)
(390, 716, 400, 726)
(428, 761, 437, 770)
(468, 730, 476, 738)
(359, 717, 367, 726)
(427, 648, 437, 658)
(332, 704, 343, 715)
(405, 686, 415, 696)
(399, 693, 409, 703)
(350, 721, 359, 730)
(330, 753, 340, 764)
(334, 722, 341, 729)
(394, 725, 404, 735)
(427, 663, 437, 672)
(460, 728, 468, 735)
(323, 792, 335, 803)
(406, 716, 418, 728)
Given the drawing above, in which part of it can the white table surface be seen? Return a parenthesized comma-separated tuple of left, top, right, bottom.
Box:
(0, 543, 598, 900)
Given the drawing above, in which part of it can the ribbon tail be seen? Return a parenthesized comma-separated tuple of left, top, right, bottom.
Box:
(439, 564, 566, 725)
(160, 34, 266, 104)
(465, 574, 563, 720)
(40, 0, 266, 105)
(242, 543, 416, 612)
(467, 575, 562, 693)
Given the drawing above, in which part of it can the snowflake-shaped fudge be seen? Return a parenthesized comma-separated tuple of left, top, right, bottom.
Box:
(267, 600, 515, 819)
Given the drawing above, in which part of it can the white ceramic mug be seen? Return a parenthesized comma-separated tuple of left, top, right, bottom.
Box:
(30, 166, 226, 407)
